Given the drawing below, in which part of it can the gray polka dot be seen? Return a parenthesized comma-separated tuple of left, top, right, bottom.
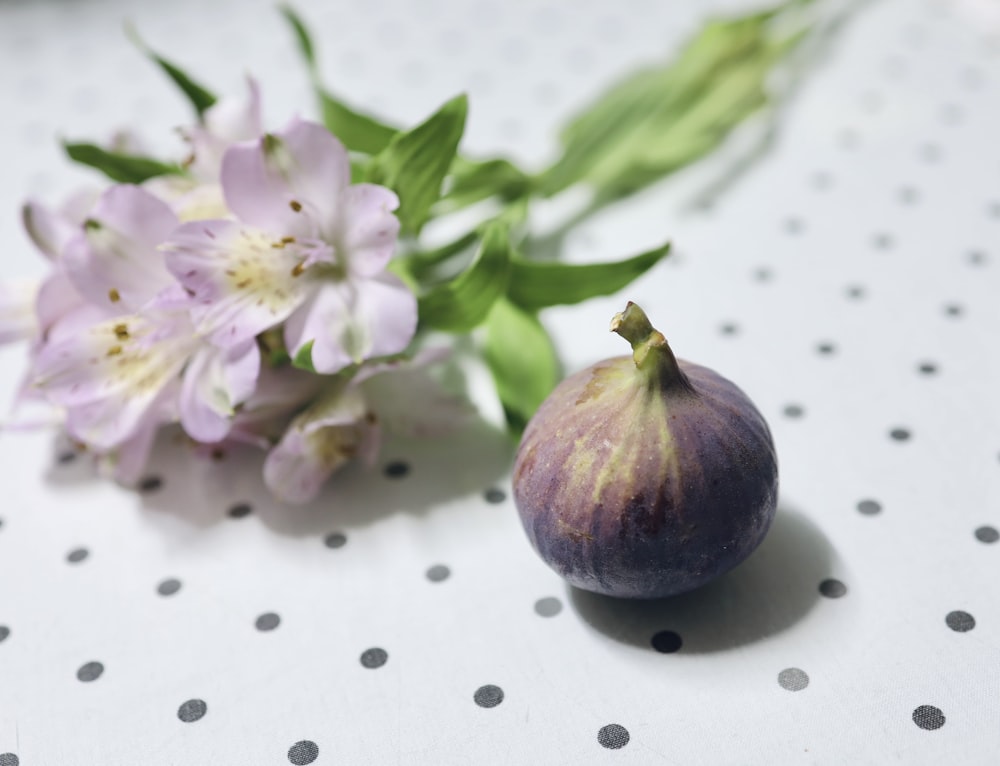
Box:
(227, 502, 252, 519)
(138, 475, 163, 493)
(324, 532, 347, 549)
(945, 611, 975, 632)
(426, 564, 450, 582)
(783, 404, 805, 419)
(975, 525, 998, 543)
(67, 547, 89, 564)
(598, 724, 630, 749)
(857, 499, 882, 516)
(384, 460, 409, 478)
(255, 613, 280, 631)
(845, 284, 866, 300)
(0, 625, 9, 643)
(816, 342, 836, 355)
(474, 684, 504, 708)
(872, 232, 894, 249)
(917, 361, 938, 375)
(778, 667, 809, 691)
(944, 303, 964, 317)
(157, 578, 182, 596)
(288, 740, 319, 765)
(534, 597, 562, 617)
(177, 698, 207, 722)
(483, 487, 506, 504)
(360, 647, 387, 669)
(0, 753, 19, 766)
(57, 450, 78, 465)
(912, 705, 945, 730)
(889, 427, 911, 441)
(819, 579, 847, 598)
(77, 661, 104, 682)
(719, 322, 739, 336)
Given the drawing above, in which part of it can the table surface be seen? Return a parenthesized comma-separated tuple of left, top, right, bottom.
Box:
(1, 0, 999, 764)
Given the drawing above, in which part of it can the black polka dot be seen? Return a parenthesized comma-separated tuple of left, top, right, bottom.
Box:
(816, 342, 836, 355)
(255, 612, 280, 631)
(819, 579, 847, 598)
(945, 611, 975, 632)
(778, 667, 809, 691)
(177, 698, 207, 722)
(227, 502, 252, 519)
(324, 532, 347, 549)
(917, 361, 938, 375)
(597, 724, 630, 749)
(384, 460, 409, 478)
(138, 475, 163, 493)
(857, 499, 882, 516)
(0, 753, 19, 766)
(483, 487, 506, 504)
(783, 404, 804, 419)
(889, 427, 911, 442)
(473, 684, 504, 708)
(650, 630, 683, 653)
(974, 525, 998, 543)
(287, 740, 319, 765)
(360, 647, 387, 669)
(77, 661, 104, 682)
(426, 564, 450, 582)
(157, 578, 182, 596)
(534, 597, 562, 617)
(912, 705, 945, 730)
(66, 547, 89, 564)
(0, 625, 9, 643)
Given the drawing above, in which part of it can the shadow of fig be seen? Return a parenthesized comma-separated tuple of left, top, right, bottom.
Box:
(568, 507, 837, 653)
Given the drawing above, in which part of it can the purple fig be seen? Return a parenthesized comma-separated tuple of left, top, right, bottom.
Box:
(512, 302, 778, 599)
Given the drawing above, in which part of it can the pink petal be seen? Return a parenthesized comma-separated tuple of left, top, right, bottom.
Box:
(262, 385, 372, 504)
(35, 273, 88, 337)
(221, 118, 349, 236)
(61, 185, 179, 311)
(179, 340, 260, 443)
(32, 313, 192, 448)
(332, 184, 401, 278)
(22, 200, 78, 260)
(163, 219, 321, 347)
(284, 274, 417, 374)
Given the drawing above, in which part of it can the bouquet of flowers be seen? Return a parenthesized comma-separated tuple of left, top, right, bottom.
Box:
(0, 4, 814, 503)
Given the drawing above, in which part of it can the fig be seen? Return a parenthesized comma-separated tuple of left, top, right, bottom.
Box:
(512, 302, 778, 599)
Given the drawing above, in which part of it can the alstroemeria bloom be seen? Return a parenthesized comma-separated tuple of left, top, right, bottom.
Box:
(263, 350, 470, 504)
(31, 184, 260, 453)
(162, 118, 417, 375)
(147, 78, 263, 222)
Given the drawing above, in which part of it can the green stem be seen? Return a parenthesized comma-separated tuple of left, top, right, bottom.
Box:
(610, 302, 693, 393)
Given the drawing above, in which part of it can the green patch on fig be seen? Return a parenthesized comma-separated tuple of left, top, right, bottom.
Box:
(512, 302, 778, 599)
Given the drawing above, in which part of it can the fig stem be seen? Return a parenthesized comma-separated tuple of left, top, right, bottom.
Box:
(610, 302, 693, 392)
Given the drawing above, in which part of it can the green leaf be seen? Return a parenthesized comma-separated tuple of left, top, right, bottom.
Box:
(392, 229, 480, 287)
(63, 142, 184, 184)
(443, 156, 532, 211)
(370, 94, 468, 234)
(417, 220, 512, 332)
(508, 241, 671, 311)
(280, 5, 399, 154)
(292, 341, 316, 372)
(126, 23, 217, 118)
(483, 298, 560, 432)
(537, 9, 795, 198)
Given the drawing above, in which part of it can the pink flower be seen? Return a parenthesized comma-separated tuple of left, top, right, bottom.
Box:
(162, 118, 417, 374)
(30, 185, 260, 451)
(263, 350, 471, 504)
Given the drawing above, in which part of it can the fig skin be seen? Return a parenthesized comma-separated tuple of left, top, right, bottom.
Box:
(512, 303, 778, 599)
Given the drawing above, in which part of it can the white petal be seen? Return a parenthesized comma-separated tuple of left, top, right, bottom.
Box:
(0, 279, 40, 343)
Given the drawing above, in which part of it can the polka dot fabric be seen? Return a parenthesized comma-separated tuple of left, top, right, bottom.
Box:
(1, 0, 998, 763)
